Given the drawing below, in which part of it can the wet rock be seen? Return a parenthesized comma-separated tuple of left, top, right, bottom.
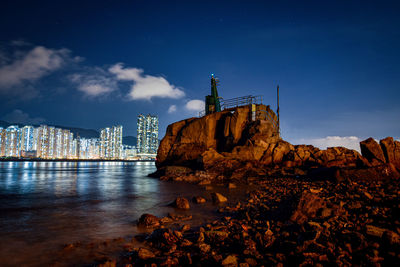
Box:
(173, 197, 190, 210)
(193, 196, 206, 204)
(138, 247, 155, 260)
(212, 192, 228, 203)
(168, 213, 192, 221)
(137, 214, 160, 228)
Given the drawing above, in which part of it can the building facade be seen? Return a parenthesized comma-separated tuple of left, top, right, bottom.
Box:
(5, 126, 21, 157)
(137, 114, 159, 154)
(100, 125, 123, 159)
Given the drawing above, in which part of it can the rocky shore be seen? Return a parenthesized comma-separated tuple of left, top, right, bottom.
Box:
(94, 105, 399, 266)
(99, 176, 400, 266)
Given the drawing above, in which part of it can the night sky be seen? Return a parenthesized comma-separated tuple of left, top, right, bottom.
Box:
(0, 0, 399, 150)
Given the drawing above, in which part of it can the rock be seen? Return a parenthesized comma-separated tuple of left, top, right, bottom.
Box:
(98, 260, 116, 267)
(137, 247, 155, 260)
(211, 192, 228, 203)
(360, 137, 386, 165)
(193, 196, 206, 203)
(137, 214, 160, 228)
(222, 255, 238, 266)
(227, 183, 237, 189)
(198, 243, 211, 254)
(291, 191, 327, 224)
(380, 137, 400, 170)
(181, 224, 191, 232)
(173, 197, 190, 210)
(365, 225, 386, 238)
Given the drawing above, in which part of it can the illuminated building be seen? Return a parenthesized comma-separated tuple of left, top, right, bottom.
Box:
(0, 128, 6, 157)
(79, 138, 99, 159)
(36, 125, 73, 159)
(5, 125, 21, 157)
(122, 145, 137, 159)
(100, 125, 122, 159)
(137, 114, 159, 154)
(21, 126, 35, 152)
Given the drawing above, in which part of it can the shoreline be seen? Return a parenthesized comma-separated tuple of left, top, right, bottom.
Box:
(94, 176, 400, 266)
(0, 158, 155, 162)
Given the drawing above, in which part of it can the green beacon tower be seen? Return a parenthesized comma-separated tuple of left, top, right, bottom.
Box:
(205, 74, 221, 115)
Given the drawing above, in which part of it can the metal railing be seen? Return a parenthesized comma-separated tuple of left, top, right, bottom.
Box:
(220, 95, 263, 110)
(198, 95, 263, 117)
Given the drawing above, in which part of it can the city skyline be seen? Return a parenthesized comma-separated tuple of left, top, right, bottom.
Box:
(0, 122, 156, 160)
(0, 1, 399, 151)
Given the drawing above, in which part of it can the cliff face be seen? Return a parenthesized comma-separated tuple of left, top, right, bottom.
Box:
(156, 105, 400, 182)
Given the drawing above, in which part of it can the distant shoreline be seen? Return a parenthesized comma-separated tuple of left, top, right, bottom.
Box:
(0, 158, 155, 162)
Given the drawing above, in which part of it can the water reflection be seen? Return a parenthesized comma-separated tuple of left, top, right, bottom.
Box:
(0, 161, 218, 266)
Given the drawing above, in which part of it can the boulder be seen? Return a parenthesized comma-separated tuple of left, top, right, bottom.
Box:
(193, 196, 206, 204)
(360, 138, 386, 165)
(137, 247, 155, 260)
(137, 214, 160, 228)
(173, 197, 190, 210)
(211, 192, 228, 203)
(380, 137, 400, 170)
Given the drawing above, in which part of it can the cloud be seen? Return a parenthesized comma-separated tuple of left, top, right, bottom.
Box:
(0, 46, 70, 89)
(293, 136, 361, 152)
(185, 99, 205, 112)
(69, 68, 117, 97)
(168, 104, 177, 113)
(2, 109, 45, 125)
(109, 63, 185, 100)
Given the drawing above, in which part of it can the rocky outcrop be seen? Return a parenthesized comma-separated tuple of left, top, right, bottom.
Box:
(360, 138, 386, 165)
(156, 105, 399, 182)
(380, 137, 400, 170)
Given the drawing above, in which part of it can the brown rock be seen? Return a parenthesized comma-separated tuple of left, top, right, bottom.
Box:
(380, 137, 400, 170)
(193, 196, 206, 204)
(173, 197, 190, 210)
(211, 192, 228, 203)
(360, 137, 386, 165)
(137, 214, 160, 228)
(222, 255, 238, 267)
(137, 247, 155, 260)
(291, 191, 327, 224)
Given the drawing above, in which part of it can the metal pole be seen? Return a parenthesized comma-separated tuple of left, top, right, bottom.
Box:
(277, 85, 280, 135)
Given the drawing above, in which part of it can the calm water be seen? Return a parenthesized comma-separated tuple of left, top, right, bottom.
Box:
(0, 161, 238, 266)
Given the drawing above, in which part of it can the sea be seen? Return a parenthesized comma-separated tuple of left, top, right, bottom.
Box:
(0, 161, 245, 266)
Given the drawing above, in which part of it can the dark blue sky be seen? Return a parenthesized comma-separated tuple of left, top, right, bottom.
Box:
(0, 0, 399, 149)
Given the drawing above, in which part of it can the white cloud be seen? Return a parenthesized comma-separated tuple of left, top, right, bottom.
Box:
(292, 136, 361, 152)
(2, 109, 45, 125)
(0, 46, 70, 88)
(168, 104, 177, 113)
(185, 99, 205, 112)
(109, 63, 185, 100)
(70, 68, 117, 97)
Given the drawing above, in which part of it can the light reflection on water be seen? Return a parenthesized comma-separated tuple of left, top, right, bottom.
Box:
(0, 161, 224, 266)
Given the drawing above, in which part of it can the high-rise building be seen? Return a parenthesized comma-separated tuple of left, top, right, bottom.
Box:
(137, 114, 159, 154)
(36, 125, 73, 159)
(79, 138, 100, 159)
(100, 125, 123, 159)
(21, 126, 35, 152)
(5, 125, 21, 157)
(0, 127, 6, 157)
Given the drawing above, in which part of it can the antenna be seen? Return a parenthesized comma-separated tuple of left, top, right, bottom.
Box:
(277, 85, 280, 135)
